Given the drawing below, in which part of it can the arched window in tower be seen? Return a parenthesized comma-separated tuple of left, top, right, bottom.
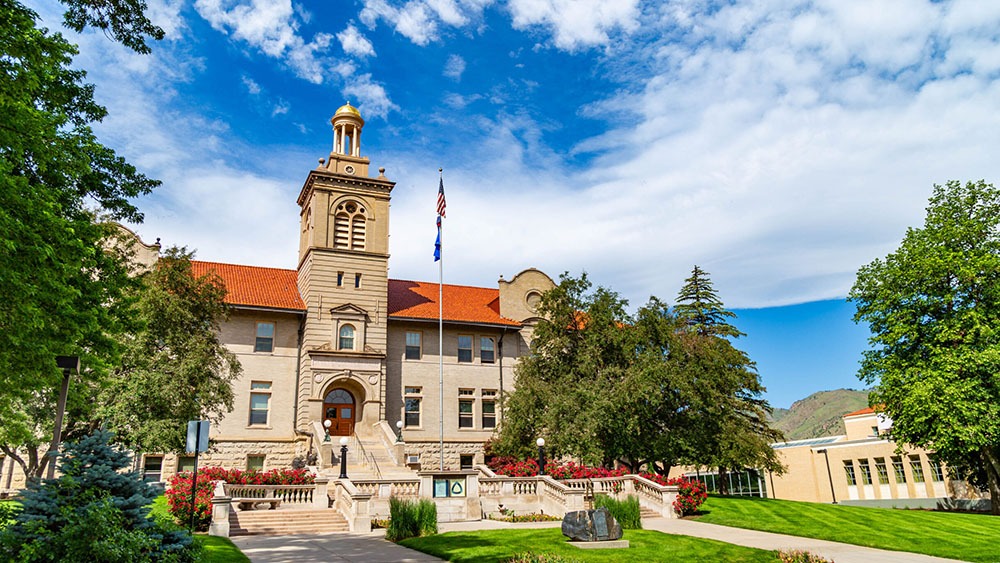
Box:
(333, 201, 366, 250)
(339, 325, 355, 350)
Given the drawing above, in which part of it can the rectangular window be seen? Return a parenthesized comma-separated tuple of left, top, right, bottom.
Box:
(480, 337, 495, 364)
(255, 322, 275, 353)
(177, 456, 195, 473)
(143, 456, 163, 482)
(355, 273, 361, 288)
(858, 459, 873, 485)
(247, 455, 265, 472)
(892, 456, 906, 483)
(459, 399, 474, 428)
(405, 398, 421, 427)
(460, 455, 474, 470)
(337, 272, 344, 287)
(874, 458, 889, 484)
(910, 455, 926, 483)
(405, 386, 421, 395)
(871, 426, 879, 437)
(843, 460, 856, 486)
(458, 335, 473, 363)
(482, 398, 496, 428)
(458, 388, 475, 396)
(249, 381, 271, 426)
(405, 332, 422, 360)
(930, 459, 945, 482)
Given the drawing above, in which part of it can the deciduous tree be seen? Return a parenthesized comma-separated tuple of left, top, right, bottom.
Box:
(850, 180, 1000, 513)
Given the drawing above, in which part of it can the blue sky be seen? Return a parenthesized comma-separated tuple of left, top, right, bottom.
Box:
(29, 0, 1000, 407)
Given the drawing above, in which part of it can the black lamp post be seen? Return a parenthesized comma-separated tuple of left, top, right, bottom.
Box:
(816, 448, 837, 504)
(46, 356, 79, 480)
(396, 420, 403, 443)
(536, 438, 546, 476)
(339, 437, 349, 479)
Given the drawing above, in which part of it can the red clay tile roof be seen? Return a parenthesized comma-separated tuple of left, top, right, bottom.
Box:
(388, 279, 521, 327)
(191, 261, 305, 311)
(189, 262, 520, 326)
(843, 407, 876, 418)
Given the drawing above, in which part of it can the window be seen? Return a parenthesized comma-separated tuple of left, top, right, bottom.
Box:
(405, 398, 421, 427)
(874, 458, 890, 484)
(177, 456, 195, 473)
(858, 459, 873, 485)
(405, 332, 422, 360)
(247, 455, 265, 472)
(482, 398, 496, 428)
(255, 322, 275, 353)
(871, 426, 879, 437)
(458, 335, 473, 363)
(339, 325, 355, 350)
(143, 456, 163, 481)
(334, 201, 367, 250)
(909, 455, 925, 483)
(405, 386, 421, 394)
(337, 272, 344, 287)
(249, 381, 271, 426)
(459, 397, 474, 428)
(460, 455, 474, 470)
(355, 273, 361, 288)
(892, 456, 906, 483)
(930, 458, 945, 482)
(480, 337, 495, 363)
(843, 460, 856, 486)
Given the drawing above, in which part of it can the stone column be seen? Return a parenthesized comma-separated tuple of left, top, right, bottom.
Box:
(314, 477, 330, 508)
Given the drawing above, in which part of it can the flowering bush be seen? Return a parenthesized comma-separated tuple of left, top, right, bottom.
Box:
(777, 550, 833, 563)
(641, 475, 707, 516)
(165, 472, 215, 531)
(487, 513, 562, 523)
(198, 467, 315, 485)
(494, 459, 627, 479)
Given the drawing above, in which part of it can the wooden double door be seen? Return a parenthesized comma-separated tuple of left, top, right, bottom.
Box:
(323, 388, 355, 436)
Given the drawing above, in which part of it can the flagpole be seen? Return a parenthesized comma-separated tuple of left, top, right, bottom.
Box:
(438, 168, 445, 471)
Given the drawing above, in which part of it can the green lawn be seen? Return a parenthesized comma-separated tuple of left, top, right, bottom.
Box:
(148, 495, 248, 562)
(400, 528, 778, 562)
(696, 495, 1000, 563)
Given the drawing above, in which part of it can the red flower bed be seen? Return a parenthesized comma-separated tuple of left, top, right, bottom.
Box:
(637, 473, 707, 515)
(198, 467, 315, 485)
(165, 467, 316, 528)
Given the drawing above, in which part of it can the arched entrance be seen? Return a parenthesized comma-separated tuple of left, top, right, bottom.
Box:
(323, 388, 355, 436)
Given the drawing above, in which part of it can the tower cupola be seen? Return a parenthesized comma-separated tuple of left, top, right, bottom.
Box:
(331, 102, 365, 158)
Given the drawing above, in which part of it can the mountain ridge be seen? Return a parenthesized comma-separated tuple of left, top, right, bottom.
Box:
(770, 388, 871, 441)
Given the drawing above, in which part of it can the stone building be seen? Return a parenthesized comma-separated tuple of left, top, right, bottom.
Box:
(1, 103, 554, 489)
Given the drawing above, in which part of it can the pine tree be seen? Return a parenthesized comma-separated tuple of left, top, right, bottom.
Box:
(674, 266, 744, 338)
(0, 430, 194, 562)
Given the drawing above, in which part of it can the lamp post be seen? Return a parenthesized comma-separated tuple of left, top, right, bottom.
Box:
(396, 420, 403, 443)
(816, 449, 837, 504)
(536, 438, 546, 476)
(339, 437, 349, 479)
(323, 419, 332, 442)
(46, 356, 79, 480)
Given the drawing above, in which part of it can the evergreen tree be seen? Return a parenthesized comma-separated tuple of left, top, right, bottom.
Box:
(674, 266, 744, 338)
(0, 430, 195, 562)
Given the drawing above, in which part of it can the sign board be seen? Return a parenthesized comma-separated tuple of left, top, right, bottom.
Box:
(186, 420, 210, 454)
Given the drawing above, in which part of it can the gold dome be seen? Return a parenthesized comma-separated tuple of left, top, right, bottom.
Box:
(335, 102, 362, 118)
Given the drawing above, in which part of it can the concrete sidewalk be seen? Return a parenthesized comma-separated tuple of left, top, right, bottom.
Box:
(232, 531, 443, 563)
(643, 517, 969, 563)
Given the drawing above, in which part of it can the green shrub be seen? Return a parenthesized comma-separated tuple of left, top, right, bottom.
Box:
(386, 497, 437, 541)
(593, 494, 642, 530)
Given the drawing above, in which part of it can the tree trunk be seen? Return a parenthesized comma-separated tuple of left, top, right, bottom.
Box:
(982, 447, 1000, 515)
(718, 467, 730, 495)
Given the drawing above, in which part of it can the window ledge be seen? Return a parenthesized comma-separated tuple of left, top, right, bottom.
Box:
(246, 425, 273, 430)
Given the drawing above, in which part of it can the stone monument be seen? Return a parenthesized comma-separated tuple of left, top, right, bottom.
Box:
(561, 507, 628, 549)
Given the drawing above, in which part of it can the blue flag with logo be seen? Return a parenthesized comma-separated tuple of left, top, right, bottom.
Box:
(433, 215, 441, 262)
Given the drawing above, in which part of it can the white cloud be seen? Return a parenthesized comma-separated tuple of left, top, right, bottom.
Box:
(506, 0, 640, 51)
(338, 24, 376, 58)
(193, 0, 334, 83)
(242, 75, 262, 95)
(360, 0, 490, 45)
(443, 54, 466, 80)
(272, 99, 290, 116)
(344, 74, 400, 119)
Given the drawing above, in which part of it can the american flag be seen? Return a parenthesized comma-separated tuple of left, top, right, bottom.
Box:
(437, 176, 446, 217)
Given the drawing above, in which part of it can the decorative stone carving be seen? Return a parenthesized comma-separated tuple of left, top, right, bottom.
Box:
(561, 507, 623, 542)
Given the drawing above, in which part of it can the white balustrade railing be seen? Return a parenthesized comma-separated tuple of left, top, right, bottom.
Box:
(223, 484, 316, 506)
(353, 479, 420, 498)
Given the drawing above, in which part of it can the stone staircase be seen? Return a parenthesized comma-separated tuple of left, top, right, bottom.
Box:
(317, 434, 417, 480)
(229, 509, 350, 536)
(640, 507, 663, 519)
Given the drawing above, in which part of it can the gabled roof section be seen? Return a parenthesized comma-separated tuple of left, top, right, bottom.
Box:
(191, 261, 305, 311)
(388, 279, 522, 327)
(843, 407, 876, 418)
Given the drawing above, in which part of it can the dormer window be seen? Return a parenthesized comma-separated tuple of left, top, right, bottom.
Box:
(334, 201, 366, 250)
(339, 325, 355, 351)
